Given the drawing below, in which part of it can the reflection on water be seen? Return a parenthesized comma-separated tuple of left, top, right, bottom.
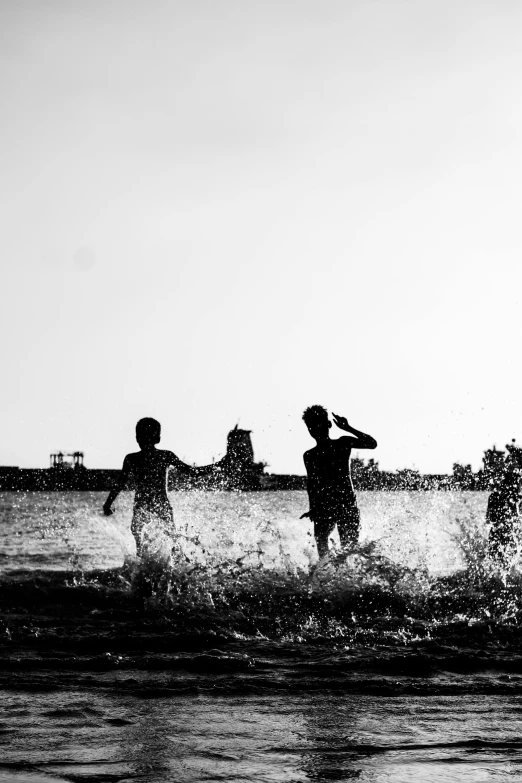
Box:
(2, 490, 521, 781)
(2, 689, 522, 782)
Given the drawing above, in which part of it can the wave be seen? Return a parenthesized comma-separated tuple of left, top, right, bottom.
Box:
(1, 544, 522, 645)
(2, 511, 522, 692)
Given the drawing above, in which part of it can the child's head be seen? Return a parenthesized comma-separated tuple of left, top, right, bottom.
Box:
(302, 405, 331, 440)
(136, 417, 161, 448)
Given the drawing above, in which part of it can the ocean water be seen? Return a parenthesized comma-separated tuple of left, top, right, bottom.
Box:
(2, 489, 522, 782)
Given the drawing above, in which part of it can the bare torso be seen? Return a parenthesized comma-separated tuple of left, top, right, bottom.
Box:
(304, 437, 356, 520)
(124, 448, 180, 513)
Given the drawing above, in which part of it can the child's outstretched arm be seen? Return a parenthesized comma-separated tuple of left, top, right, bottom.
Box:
(103, 456, 131, 516)
(175, 454, 229, 478)
(167, 452, 230, 479)
(332, 413, 377, 449)
(300, 452, 316, 520)
(192, 454, 230, 477)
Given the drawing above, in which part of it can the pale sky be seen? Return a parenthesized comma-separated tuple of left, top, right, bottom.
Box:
(1, 0, 522, 475)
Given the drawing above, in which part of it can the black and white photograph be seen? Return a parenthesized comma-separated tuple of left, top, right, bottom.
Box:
(1, 1, 522, 780)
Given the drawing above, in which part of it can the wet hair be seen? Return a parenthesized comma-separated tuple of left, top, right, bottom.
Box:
(136, 417, 161, 445)
(302, 405, 329, 426)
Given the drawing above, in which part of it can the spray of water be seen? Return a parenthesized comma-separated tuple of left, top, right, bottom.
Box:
(6, 490, 522, 646)
(103, 499, 522, 647)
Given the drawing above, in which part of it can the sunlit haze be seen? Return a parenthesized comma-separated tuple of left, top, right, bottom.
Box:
(1, 0, 521, 475)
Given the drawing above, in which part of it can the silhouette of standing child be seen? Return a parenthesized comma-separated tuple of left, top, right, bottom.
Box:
(103, 417, 227, 555)
(301, 406, 377, 558)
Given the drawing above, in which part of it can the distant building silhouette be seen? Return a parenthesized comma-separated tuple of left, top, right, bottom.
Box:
(170, 425, 266, 491)
(50, 451, 85, 469)
(224, 426, 265, 490)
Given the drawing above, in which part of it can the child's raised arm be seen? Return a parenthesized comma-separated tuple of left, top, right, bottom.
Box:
(332, 413, 377, 450)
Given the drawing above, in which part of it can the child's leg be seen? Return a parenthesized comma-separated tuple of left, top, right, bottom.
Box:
(337, 506, 360, 551)
(131, 507, 147, 555)
(157, 502, 174, 527)
(314, 518, 335, 558)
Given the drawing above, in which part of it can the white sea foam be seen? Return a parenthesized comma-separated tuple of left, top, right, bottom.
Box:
(0, 490, 490, 574)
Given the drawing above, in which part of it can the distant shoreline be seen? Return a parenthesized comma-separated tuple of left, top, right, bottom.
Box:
(0, 465, 487, 492)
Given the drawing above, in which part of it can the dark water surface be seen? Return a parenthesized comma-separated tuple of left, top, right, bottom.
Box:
(1, 490, 522, 781)
(3, 690, 522, 782)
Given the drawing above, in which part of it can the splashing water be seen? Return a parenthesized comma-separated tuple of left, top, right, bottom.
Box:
(4, 492, 522, 783)
(107, 491, 522, 649)
(3, 489, 522, 652)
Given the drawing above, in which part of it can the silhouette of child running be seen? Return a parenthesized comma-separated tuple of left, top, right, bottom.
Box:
(487, 448, 522, 565)
(103, 417, 227, 555)
(301, 406, 377, 558)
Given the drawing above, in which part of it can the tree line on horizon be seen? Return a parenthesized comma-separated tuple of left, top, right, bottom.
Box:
(346, 442, 520, 491)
